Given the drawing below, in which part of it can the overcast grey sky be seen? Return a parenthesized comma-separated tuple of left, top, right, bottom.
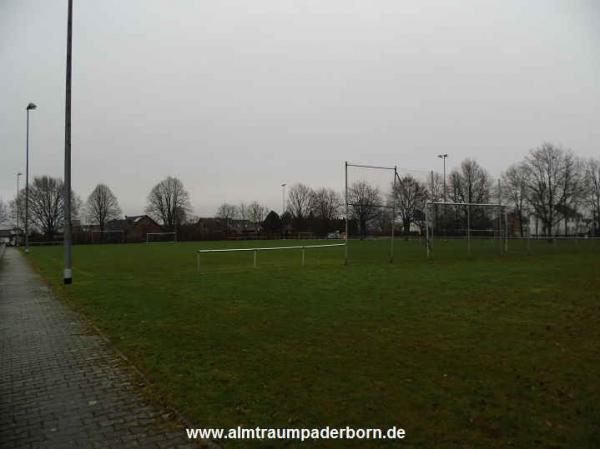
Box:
(1, 0, 599, 217)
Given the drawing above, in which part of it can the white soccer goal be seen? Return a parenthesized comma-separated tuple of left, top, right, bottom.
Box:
(425, 201, 508, 258)
(91, 230, 124, 244)
(196, 243, 346, 273)
(146, 231, 177, 244)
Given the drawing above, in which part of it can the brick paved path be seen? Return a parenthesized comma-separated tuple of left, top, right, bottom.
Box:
(0, 248, 199, 449)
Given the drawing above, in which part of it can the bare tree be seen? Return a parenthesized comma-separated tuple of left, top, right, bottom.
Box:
(310, 188, 342, 234)
(247, 201, 267, 236)
(215, 203, 239, 235)
(238, 202, 249, 230)
(12, 176, 80, 239)
(374, 207, 393, 235)
(86, 184, 121, 234)
(0, 198, 8, 224)
(145, 176, 191, 231)
(348, 181, 381, 239)
(427, 171, 444, 202)
(392, 175, 428, 235)
(523, 143, 580, 237)
(557, 154, 584, 236)
(287, 183, 313, 229)
(10, 194, 25, 229)
(501, 163, 530, 237)
(449, 158, 492, 204)
(585, 158, 600, 236)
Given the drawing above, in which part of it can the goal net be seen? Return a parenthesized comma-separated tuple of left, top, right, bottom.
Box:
(425, 201, 508, 258)
(146, 232, 177, 244)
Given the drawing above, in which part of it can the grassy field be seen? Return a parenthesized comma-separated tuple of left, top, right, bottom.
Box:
(26, 239, 600, 448)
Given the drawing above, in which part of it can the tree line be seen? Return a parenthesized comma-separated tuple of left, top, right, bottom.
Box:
(214, 144, 599, 238)
(1, 142, 598, 239)
(4, 176, 190, 239)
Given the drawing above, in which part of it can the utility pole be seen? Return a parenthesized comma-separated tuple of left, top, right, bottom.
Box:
(437, 154, 448, 202)
(63, 0, 73, 284)
(16, 172, 22, 245)
(25, 103, 37, 253)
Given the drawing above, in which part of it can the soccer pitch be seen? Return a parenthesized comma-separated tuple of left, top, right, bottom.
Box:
(28, 240, 600, 448)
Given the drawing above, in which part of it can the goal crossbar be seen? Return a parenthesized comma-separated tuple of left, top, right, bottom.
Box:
(196, 243, 346, 272)
(346, 162, 396, 171)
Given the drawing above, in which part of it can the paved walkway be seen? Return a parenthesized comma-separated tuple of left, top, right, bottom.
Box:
(0, 248, 199, 449)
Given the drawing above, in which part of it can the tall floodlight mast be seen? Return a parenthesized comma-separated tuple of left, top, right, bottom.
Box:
(437, 153, 448, 202)
(16, 172, 22, 244)
(63, 0, 74, 284)
(24, 102, 37, 254)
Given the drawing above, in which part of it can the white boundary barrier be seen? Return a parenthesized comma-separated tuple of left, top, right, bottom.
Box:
(196, 243, 346, 273)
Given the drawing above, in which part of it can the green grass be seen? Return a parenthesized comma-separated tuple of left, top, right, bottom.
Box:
(26, 239, 600, 448)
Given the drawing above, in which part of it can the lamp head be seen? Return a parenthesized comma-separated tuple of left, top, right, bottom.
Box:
(18, 172, 23, 176)
(26, 103, 37, 111)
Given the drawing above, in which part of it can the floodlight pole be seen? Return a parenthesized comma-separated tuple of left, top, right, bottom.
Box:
(466, 205, 471, 256)
(527, 216, 531, 255)
(425, 204, 430, 258)
(25, 103, 37, 254)
(344, 161, 349, 265)
(16, 173, 22, 245)
(504, 208, 509, 253)
(437, 154, 448, 202)
(390, 166, 397, 263)
(63, 0, 73, 285)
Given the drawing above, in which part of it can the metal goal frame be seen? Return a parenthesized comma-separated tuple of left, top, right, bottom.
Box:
(425, 201, 508, 258)
(345, 162, 399, 264)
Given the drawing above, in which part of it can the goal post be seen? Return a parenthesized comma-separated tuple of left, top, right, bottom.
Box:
(146, 231, 177, 244)
(425, 201, 508, 258)
(196, 243, 346, 273)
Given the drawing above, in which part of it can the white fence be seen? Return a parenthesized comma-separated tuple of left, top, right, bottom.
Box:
(196, 243, 346, 273)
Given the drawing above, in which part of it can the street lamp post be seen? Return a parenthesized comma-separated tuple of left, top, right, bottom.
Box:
(63, 0, 73, 284)
(437, 153, 448, 202)
(16, 172, 22, 246)
(281, 183, 286, 215)
(25, 103, 37, 253)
